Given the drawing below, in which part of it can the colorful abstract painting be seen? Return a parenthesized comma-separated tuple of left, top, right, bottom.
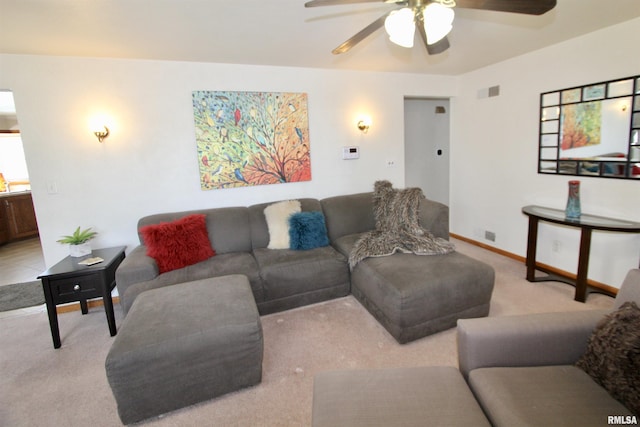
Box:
(192, 91, 311, 190)
(560, 101, 602, 150)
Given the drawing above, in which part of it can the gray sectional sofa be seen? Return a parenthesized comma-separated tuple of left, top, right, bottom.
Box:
(312, 269, 640, 425)
(115, 189, 495, 343)
(456, 268, 640, 425)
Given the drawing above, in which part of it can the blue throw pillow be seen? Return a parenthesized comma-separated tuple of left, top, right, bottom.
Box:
(288, 211, 330, 250)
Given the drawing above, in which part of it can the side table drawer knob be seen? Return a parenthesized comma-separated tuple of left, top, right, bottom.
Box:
(73, 284, 81, 291)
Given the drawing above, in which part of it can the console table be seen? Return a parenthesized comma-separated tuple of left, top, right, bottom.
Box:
(38, 246, 126, 349)
(522, 205, 640, 302)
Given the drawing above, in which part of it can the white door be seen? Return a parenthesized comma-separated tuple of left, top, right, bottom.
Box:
(404, 98, 450, 205)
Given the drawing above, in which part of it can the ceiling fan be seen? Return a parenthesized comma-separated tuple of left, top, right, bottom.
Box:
(305, 0, 557, 55)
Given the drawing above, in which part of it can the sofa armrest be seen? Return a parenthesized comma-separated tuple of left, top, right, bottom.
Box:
(115, 245, 159, 299)
(614, 268, 640, 309)
(457, 309, 609, 379)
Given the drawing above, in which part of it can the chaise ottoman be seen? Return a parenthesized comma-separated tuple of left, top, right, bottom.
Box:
(312, 366, 491, 427)
(351, 251, 495, 343)
(105, 275, 263, 424)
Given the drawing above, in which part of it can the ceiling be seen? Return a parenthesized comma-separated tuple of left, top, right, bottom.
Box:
(1, 0, 639, 75)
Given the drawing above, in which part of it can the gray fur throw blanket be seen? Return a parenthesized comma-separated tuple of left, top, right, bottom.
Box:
(349, 180, 455, 269)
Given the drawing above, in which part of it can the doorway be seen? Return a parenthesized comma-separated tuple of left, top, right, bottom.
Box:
(0, 90, 44, 287)
(404, 98, 450, 205)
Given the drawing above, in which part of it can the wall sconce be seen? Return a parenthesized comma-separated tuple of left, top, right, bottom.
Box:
(93, 125, 110, 143)
(357, 116, 371, 133)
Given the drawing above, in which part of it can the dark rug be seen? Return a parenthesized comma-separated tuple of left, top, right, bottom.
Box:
(0, 281, 45, 312)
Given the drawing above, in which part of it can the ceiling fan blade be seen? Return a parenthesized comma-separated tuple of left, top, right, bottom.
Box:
(454, 0, 556, 15)
(331, 12, 390, 54)
(305, 0, 384, 7)
(416, 13, 450, 55)
(426, 36, 450, 55)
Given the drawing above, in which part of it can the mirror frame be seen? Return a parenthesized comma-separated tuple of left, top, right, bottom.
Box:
(538, 74, 640, 180)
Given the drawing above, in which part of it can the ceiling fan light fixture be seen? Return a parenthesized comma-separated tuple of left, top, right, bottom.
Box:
(424, 2, 454, 45)
(384, 8, 416, 48)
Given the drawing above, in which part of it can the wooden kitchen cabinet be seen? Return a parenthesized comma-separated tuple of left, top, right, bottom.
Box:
(1, 192, 39, 241)
(0, 200, 9, 244)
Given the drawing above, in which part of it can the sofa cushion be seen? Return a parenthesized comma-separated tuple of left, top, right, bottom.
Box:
(120, 252, 264, 314)
(353, 251, 494, 328)
(351, 251, 494, 343)
(576, 301, 640, 414)
(253, 246, 348, 301)
(469, 365, 634, 427)
(139, 214, 215, 273)
(137, 206, 252, 254)
(332, 233, 363, 257)
(289, 211, 329, 250)
(321, 192, 375, 243)
(313, 366, 491, 427)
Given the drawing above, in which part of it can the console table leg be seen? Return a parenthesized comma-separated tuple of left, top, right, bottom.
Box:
(575, 228, 593, 302)
(526, 217, 539, 281)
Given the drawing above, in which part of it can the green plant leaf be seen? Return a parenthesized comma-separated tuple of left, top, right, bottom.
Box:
(56, 226, 98, 245)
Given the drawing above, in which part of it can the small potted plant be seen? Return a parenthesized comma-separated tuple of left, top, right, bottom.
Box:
(57, 226, 98, 257)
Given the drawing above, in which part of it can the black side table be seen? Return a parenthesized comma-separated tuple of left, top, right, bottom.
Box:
(38, 246, 126, 349)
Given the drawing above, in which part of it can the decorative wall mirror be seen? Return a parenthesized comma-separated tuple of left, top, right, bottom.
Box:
(538, 75, 640, 179)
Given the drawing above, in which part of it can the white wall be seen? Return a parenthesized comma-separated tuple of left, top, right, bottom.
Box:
(0, 54, 458, 266)
(452, 17, 640, 288)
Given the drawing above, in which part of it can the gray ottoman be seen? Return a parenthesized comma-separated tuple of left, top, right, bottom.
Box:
(105, 275, 263, 424)
(352, 252, 495, 343)
(312, 366, 491, 427)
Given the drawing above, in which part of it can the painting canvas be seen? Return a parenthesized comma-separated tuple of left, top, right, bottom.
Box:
(560, 101, 602, 150)
(192, 91, 311, 190)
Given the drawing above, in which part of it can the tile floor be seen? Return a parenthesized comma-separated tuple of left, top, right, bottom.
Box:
(0, 237, 45, 286)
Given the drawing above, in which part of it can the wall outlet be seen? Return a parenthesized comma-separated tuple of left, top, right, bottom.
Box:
(46, 181, 58, 194)
(386, 159, 396, 168)
(484, 230, 496, 242)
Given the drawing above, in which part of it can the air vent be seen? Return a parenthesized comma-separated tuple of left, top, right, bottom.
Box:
(477, 85, 500, 99)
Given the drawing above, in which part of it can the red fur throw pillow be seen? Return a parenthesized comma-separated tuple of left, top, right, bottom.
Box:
(140, 214, 215, 273)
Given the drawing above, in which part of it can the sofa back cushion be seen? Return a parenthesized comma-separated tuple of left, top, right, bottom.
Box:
(137, 207, 252, 254)
(322, 191, 450, 243)
(321, 192, 375, 243)
(418, 198, 450, 240)
(249, 198, 322, 249)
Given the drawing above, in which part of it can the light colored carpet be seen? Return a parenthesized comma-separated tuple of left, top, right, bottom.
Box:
(0, 239, 615, 426)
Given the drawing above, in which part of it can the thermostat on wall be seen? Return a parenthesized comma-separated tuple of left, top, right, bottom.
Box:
(343, 146, 360, 160)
